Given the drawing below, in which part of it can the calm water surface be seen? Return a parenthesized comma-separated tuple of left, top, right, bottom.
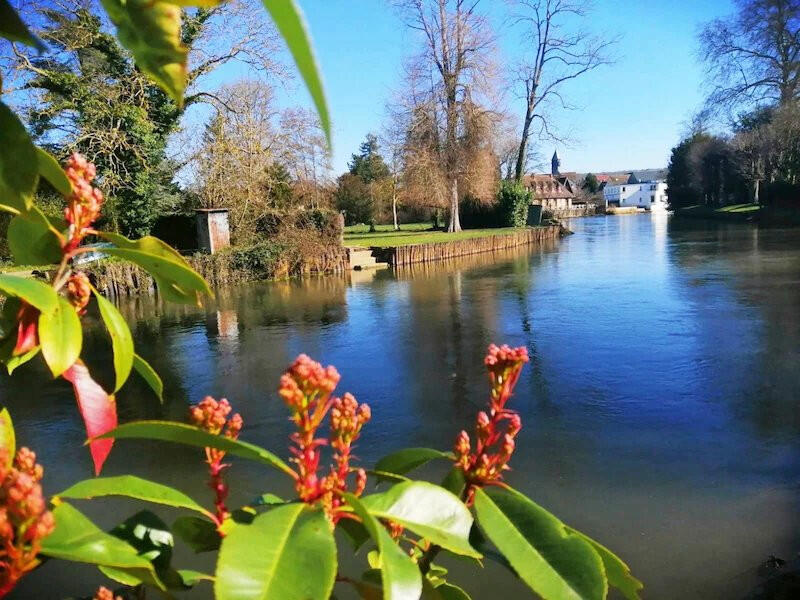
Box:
(7, 214, 800, 599)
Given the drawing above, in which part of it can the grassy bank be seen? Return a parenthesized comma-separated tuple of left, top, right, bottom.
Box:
(674, 203, 761, 221)
(344, 224, 535, 248)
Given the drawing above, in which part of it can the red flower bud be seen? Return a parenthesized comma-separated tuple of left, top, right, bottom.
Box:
(13, 303, 39, 356)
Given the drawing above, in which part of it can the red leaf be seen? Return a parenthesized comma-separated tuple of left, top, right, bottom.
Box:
(62, 361, 117, 475)
(13, 302, 39, 356)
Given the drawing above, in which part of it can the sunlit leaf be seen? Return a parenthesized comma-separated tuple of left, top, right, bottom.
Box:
(133, 353, 163, 402)
(0, 0, 44, 49)
(7, 206, 64, 266)
(91, 287, 133, 392)
(374, 448, 452, 479)
(41, 502, 155, 573)
(261, 0, 330, 145)
(62, 361, 117, 475)
(0, 408, 15, 468)
(177, 569, 214, 587)
(98, 232, 212, 305)
(360, 481, 479, 558)
(36, 147, 71, 196)
(215, 504, 336, 600)
(566, 527, 643, 600)
(38, 296, 82, 377)
(99, 0, 187, 105)
(0, 274, 59, 313)
(344, 493, 421, 600)
(56, 475, 212, 518)
(472, 487, 607, 600)
(97, 421, 294, 477)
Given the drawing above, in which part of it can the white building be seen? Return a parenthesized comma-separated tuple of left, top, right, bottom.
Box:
(604, 173, 668, 211)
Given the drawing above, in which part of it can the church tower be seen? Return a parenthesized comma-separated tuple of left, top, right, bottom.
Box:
(551, 149, 561, 176)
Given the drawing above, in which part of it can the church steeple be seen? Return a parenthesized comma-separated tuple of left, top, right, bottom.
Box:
(551, 149, 561, 176)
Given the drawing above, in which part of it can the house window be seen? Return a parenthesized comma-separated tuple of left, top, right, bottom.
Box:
(622, 187, 626, 192)
(651, 195, 655, 203)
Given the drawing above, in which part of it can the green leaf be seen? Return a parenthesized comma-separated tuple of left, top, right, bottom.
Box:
(338, 516, 370, 552)
(8, 206, 64, 266)
(374, 448, 452, 479)
(97, 421, 294, 477)
(261, 0, 330, 145)
(344, 493, 421, 600)
(0, 0, 44, 49)
(36, 147, 72, 196)
(177, 569, 214, 587)
(360, 481, 479, 558)
(98, 232, 212, 305)
(101, 510, 188, 591)
(566, 528, 643, 600)
(0, 407, 15, 468)
(0, 273, 59, 313)
(173, 515, 220, 553)
(1, 342, 40, 375)
(41, 502, 156, 573)
(215, 504, 336, 600)
(422, 580, 472, 600)
(133, 353, 163, 402)
(0, 102, 37, 212)
(38, 295, 82, 377)
(55, 475, 212, 518)
(99, 0, 187, 105)
(91, 287, 133, 392)
(472, 487, 607, 600)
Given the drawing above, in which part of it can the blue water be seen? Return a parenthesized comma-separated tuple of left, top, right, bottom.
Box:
(7, 214, 800, 598)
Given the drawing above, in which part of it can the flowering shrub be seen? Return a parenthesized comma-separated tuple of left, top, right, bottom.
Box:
(0, 444, 53, 596)
(0, 1, 642, 599)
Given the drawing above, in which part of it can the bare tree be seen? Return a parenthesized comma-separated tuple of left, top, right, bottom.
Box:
(700, 0, 800, 116)
(509, 0, 613, 181)
(393, 0, 497, 231)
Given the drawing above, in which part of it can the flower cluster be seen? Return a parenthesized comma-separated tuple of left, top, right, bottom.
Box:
(189, 397, 242, 526)
(0, 447, 54, 597)
(279, 355, 370, 521)
(454, 344, 529, 502)
(66, 272, 91, 315)
(63, 153, 104, 253)
(93, 586, 123, 600)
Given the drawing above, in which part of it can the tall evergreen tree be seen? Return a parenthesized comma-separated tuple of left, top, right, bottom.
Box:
(348, 134, 390, 183)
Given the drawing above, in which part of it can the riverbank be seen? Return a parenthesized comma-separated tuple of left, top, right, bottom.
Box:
(672, 203, 800, 226)
(371, 225, 563, 266)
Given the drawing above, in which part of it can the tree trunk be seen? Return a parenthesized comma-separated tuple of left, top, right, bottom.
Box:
(447, 177, 461, 232)
(392, 188, 399, 231)
(514, 108, 534, 182)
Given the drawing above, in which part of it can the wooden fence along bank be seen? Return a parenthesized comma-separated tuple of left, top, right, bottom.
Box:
(373, 225, 564, 267)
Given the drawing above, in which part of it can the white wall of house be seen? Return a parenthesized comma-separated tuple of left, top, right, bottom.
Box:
(604, 181, 668, 210)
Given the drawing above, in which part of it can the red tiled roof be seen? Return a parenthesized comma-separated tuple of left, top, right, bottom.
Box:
(522, 174, 575, 199)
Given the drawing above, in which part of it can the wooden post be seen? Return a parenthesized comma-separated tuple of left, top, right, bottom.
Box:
(195, 209, 231, 254)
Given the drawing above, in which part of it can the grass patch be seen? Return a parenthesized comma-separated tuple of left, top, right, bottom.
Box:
(344, 226, 533, 248)
(717, 203, 760, 213)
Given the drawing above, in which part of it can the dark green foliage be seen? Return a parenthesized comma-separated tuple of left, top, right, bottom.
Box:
(496, 181, 531, 227)
(348, 134, 390, 183)
(18, 7, 200, 237)
(667, 132, 748, 210)
(583, 173, 599, 193)
(336, 134, 392, 225)
(335, 173, 373, 225)
(229, 241, 289, 279)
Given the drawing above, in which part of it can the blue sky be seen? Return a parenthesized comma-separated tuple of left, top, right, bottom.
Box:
(287, 0, 734, 175)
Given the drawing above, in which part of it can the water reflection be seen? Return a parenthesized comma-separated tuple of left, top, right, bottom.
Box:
(5, 215, 800, 598)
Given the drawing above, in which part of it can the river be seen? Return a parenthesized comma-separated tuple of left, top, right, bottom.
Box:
(7, 214, 800, 598)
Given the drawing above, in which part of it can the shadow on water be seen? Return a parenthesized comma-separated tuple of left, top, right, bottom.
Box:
(6, 216, 800, 598)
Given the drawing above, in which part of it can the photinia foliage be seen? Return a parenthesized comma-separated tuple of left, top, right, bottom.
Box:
(0, 0, 641, 598)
